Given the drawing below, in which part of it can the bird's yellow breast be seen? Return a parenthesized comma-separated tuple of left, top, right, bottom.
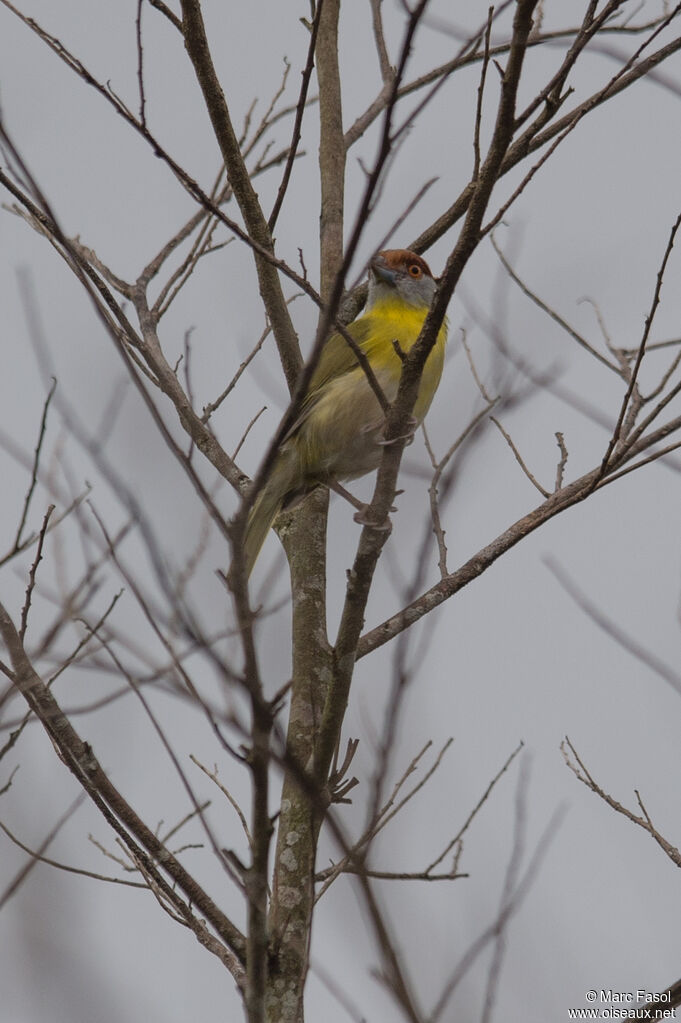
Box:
(359, 296, 448, 417)
(293, 296, 447, 482)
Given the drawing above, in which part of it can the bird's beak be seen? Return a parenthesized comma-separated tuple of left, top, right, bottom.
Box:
(370, 253, 396, 286)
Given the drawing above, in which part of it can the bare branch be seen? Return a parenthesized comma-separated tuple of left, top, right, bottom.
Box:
(268, 6, 322, 231)
(0, 810, 149, 891)
(190, 754, 252, 848)
(600, 209, 681, 475)
(180, 0, 302, 389)
(491, 416, 550, 497)
(429, 799, 566, 1023)
(546, 557, 681, 698)
(562, 737, 681, 868)
(369, 0, 394, 83)
(10, 376, 57, 552)
(473, 8, 494, 180)
(19, 503, 54, 642)
(0, 599, 248, 965)
(135, 0, 146, 127)
(147, 0, 181, 32)
(0, 793, 89, 910)
(358, 392, 681, 659)
(426, 742, 524, 874)
(319, 0, 541, 802)
(201, 300, 302, 424)
(316, 738, 454, 899)
(491, 234, 621, 373)
(554, 431, 568, 491)
(412, 15, 681, 254)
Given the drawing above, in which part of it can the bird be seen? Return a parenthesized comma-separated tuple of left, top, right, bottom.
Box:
(242, 248, 448, 577)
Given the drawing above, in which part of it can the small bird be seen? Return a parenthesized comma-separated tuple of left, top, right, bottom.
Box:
(243, 248, 448, 576)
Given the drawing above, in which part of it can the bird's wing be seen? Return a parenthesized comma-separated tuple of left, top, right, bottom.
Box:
(283, 316, 374, 439)
(307, 316, 374, 394)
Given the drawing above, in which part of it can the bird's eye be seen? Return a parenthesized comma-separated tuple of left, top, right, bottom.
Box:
(408, 263, 422, 278)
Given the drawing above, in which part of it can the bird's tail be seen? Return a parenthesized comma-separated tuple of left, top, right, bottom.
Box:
(241, 452, 297, 579)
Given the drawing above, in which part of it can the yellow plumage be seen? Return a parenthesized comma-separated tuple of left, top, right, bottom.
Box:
(243, 249, 448, 576)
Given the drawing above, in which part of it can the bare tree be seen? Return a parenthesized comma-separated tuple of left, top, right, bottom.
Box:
(1, 2, 681, 1021)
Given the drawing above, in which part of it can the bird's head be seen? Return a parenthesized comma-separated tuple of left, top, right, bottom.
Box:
(367, 249, 437, 310)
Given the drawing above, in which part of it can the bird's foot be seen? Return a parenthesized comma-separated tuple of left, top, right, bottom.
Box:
(331, 481, 398, 515)
(377, 416, 418, 446)
(353, 507, 392, 531)
(329, 481, 366, 512)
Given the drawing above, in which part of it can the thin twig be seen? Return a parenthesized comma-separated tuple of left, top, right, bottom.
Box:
(429, 800, 565, 1023)
(135, 0, 146, 128)
(460, 327, 496, 404)
(578, 295, 623, 364)
(232, 407, 267, 461)
(473, 8, 494, 179)
(315, 738, 454, 899)
(491, 234, 620, 373)
(554, 431, 568, 490)
(422, 424, 449, 576)
(147, 0, 182, 31)
(154, 219, 229, 319)
(490, 416, 550, 497)
(19, 504, 55, 641)
(268, 5, 322, 231)
(426, 742, 524, 873)
(201, 299, 303, 424)
(596, 436, 681, 487)
(562, 737, 681, 867)
(370, 0, 394, 82)
(0, 597, 248, 963)
(0, 764, 19, 795)
(642, 344, 681, 403)
(0, 793, 91, 910)
(159, 800, 212, 846)
(190, 754, 252, 848)
(600, 210, 681, 476)
(12, 376, 57, 552)
(546, 557, 681, 698)
(358, 177, 438, 285)
(0, 813, 149, 891)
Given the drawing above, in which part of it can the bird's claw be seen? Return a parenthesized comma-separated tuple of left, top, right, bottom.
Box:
(378, 416, 418, 446)
(353, 508, 392, 531)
